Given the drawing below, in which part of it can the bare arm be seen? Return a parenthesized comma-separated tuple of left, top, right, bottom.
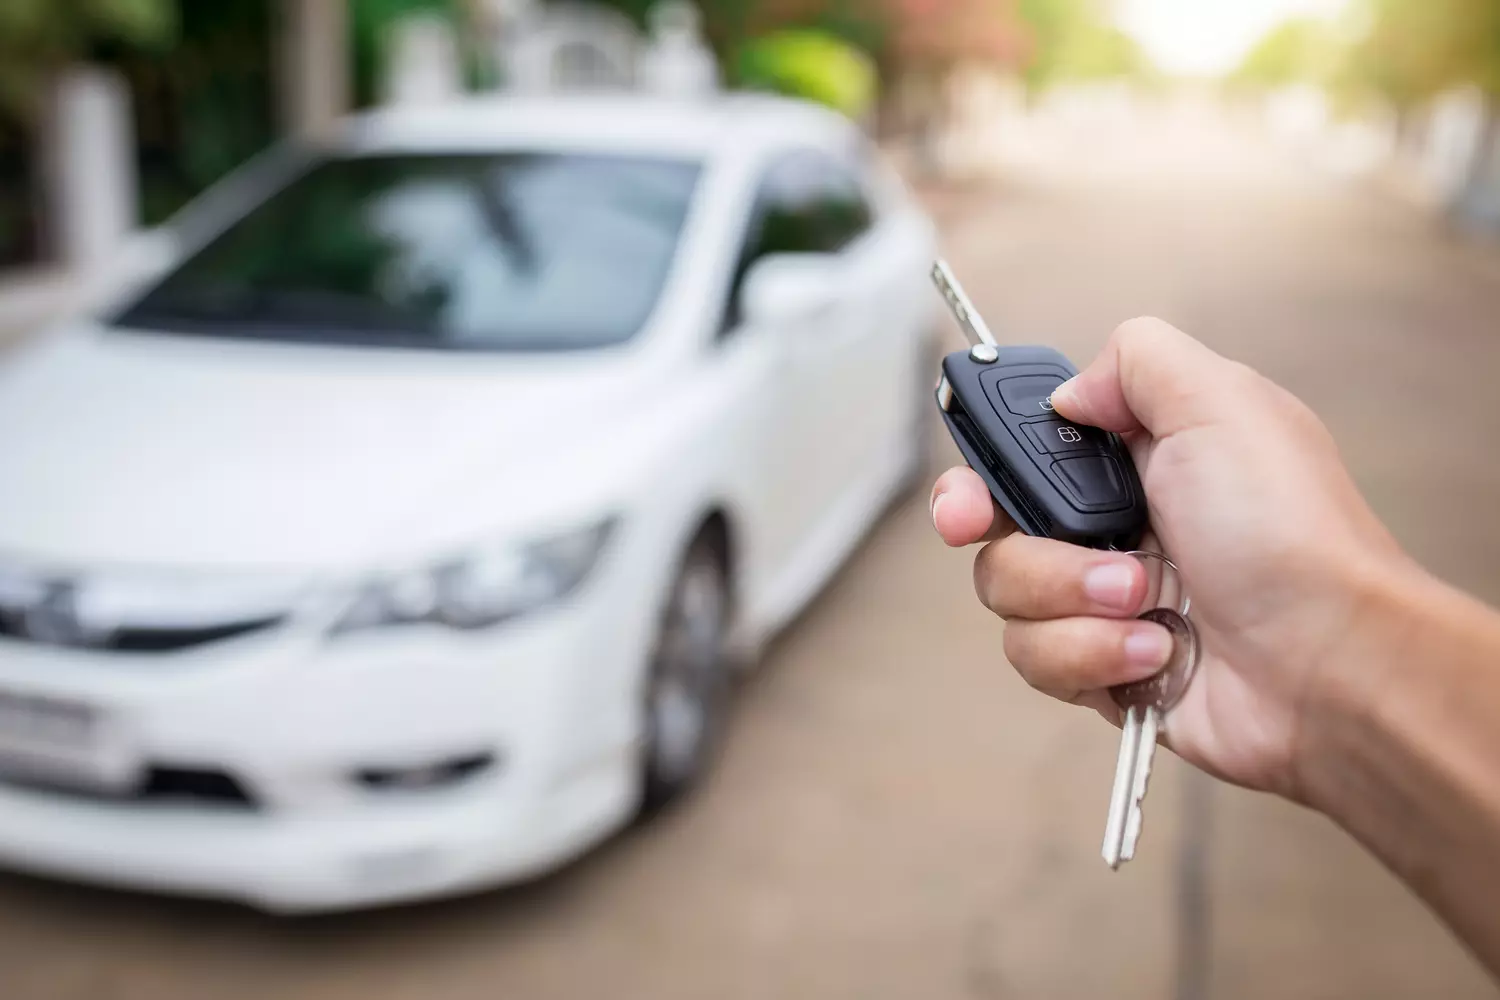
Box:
(1303, 566, 1500, 972)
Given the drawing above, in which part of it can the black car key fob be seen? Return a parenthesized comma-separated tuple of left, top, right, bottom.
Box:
(931, 261, 1148, 551)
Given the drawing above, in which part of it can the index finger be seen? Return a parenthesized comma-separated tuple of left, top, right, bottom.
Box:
(930, 466, 1016, 547)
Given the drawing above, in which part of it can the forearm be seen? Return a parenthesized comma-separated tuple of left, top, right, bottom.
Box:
(1300, 565, 1500, 976)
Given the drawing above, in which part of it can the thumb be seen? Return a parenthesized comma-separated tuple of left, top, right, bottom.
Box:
(1049, 317, 1239, 438)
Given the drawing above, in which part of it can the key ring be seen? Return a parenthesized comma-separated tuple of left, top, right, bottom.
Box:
(1125, 550, 1191, 618)
(1113, 550, 1200, 715)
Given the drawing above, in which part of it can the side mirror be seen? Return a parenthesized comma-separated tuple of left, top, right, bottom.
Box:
(739, 254, 842, 328)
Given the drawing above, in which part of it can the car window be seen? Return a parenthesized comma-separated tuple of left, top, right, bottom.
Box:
(755, 150, 873, 257)
(721, 150, 874, 332)
(112, 153, 703, 352)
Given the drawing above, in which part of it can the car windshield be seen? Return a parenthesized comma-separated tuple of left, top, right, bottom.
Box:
(113, 152, 703, 351)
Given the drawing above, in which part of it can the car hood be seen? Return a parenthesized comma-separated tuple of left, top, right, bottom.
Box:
(0, 328, 656, 574)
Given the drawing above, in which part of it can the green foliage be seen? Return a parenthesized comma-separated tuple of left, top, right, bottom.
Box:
(587, 0, 891, 72)
(736, 29, 877, 116)
(1341, 0, 1500, 106)
(1018, 0, 1079, 89)
(1053, 22, 1148, 82)
(1018, 0, 1149, 91)
(788, 0, 890, 62)
(111, 0, 274, 225)
(0, 0, 177, 119)
(1231, 18, 1340, 89)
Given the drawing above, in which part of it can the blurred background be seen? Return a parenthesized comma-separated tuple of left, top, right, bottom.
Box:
(2, 0, 1500, 998)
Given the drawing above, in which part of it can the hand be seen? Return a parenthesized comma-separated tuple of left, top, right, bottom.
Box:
(931, 318, 1414, 799)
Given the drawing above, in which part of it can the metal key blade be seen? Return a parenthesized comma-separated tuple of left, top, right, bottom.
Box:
(931, 260, 999, 348)
(1102, 705, 1143, 870)
(1106, 607, 1201, 870)
(1118, 707, 1160, 863)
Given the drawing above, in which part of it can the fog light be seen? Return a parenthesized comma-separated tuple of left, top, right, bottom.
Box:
(354, 752, 497, 792)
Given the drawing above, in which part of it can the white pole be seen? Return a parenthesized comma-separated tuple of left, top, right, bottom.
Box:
(278, 0, 351, 141)
(48, 66, 139, 276)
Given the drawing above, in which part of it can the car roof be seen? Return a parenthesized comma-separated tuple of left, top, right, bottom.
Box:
(339, 92, 858, 162)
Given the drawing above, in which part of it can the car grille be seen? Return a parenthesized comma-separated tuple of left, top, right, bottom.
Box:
(0, 606, 285, 653)
(0, 765, 262, 811)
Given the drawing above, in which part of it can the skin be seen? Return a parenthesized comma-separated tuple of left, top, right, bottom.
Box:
(931, 317, 1500, 977)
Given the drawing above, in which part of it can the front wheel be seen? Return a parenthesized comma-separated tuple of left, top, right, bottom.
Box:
(639, 531, 732, 812)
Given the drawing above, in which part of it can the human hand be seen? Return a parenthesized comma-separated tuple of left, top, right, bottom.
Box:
(931, 318, 1413, 799)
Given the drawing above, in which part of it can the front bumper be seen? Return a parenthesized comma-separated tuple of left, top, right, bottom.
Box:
(0, 593, 648, 912)
(0, 748, 636, 912)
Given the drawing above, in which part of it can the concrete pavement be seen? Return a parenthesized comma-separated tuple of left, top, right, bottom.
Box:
(0, 106, 1497, 998)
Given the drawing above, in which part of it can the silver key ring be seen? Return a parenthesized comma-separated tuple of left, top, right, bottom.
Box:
(1125, 550, 1191, 618)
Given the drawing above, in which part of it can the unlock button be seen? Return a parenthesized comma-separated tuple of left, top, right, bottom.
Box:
(1022, 419, 1096, 455)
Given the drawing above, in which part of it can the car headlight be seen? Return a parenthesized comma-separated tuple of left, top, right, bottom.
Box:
(332, 519, 617, 635)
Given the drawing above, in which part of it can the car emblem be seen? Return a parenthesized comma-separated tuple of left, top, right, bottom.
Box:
(21, 580, 110, 648)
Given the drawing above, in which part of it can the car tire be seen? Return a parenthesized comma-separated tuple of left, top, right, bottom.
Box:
(638, 528, 733, 813)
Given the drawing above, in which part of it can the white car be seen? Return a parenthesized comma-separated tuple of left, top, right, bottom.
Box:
(0, 94, 938, 912)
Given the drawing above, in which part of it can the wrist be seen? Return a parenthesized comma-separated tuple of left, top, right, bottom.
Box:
(1290, 553, 1500, 814)
(1288, 555, 1436, 811)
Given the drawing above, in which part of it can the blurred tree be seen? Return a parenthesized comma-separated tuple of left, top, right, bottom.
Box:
(736, 29, 877, 116)
(1016, 0, 1147, 92)
(1232, 18, 1341, 90)
(1344, 0, 1500, 217)
(698, 0, 892, 80)
(890, 0, 1031, 73)
(0, 0, 177, 265)
(1346, 0, 1476, 109)
(0, 0, 177, 120)
(1050, 19, 1148, 83)
(106, 0, 274, 225)
(586, 0, 894, 114)
(1017, 0, 1079, 90)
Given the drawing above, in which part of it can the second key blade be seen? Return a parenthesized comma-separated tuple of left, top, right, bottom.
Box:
(1118, 706, 1159, 863)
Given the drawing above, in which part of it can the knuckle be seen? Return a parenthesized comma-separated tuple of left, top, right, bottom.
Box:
(1112, 316, 1180, 355)
(1113, 315, 1163, 341)
(1002, 624, 1053, 692)
(974, 536, 1067, 618)
(972, 542, 1007, 617)
(1272, 383, 1331, 436)
(1004, 621, 1093, 699)
(1006, 618, 1133, 700)
(1218, 359, 1259, 393)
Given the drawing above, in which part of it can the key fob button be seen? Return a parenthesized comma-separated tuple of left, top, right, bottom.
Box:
(1022, 418, 1096, 455)
(1053, 455, 1127, 508)
(997, 375, 1065, 417)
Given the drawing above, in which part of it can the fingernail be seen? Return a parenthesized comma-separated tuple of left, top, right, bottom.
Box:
(1124, 625, 1173, 672)
(931, 492, 947, 527)
(1051, 379, 1080, 411)
(1084, 563, 1136, 611)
